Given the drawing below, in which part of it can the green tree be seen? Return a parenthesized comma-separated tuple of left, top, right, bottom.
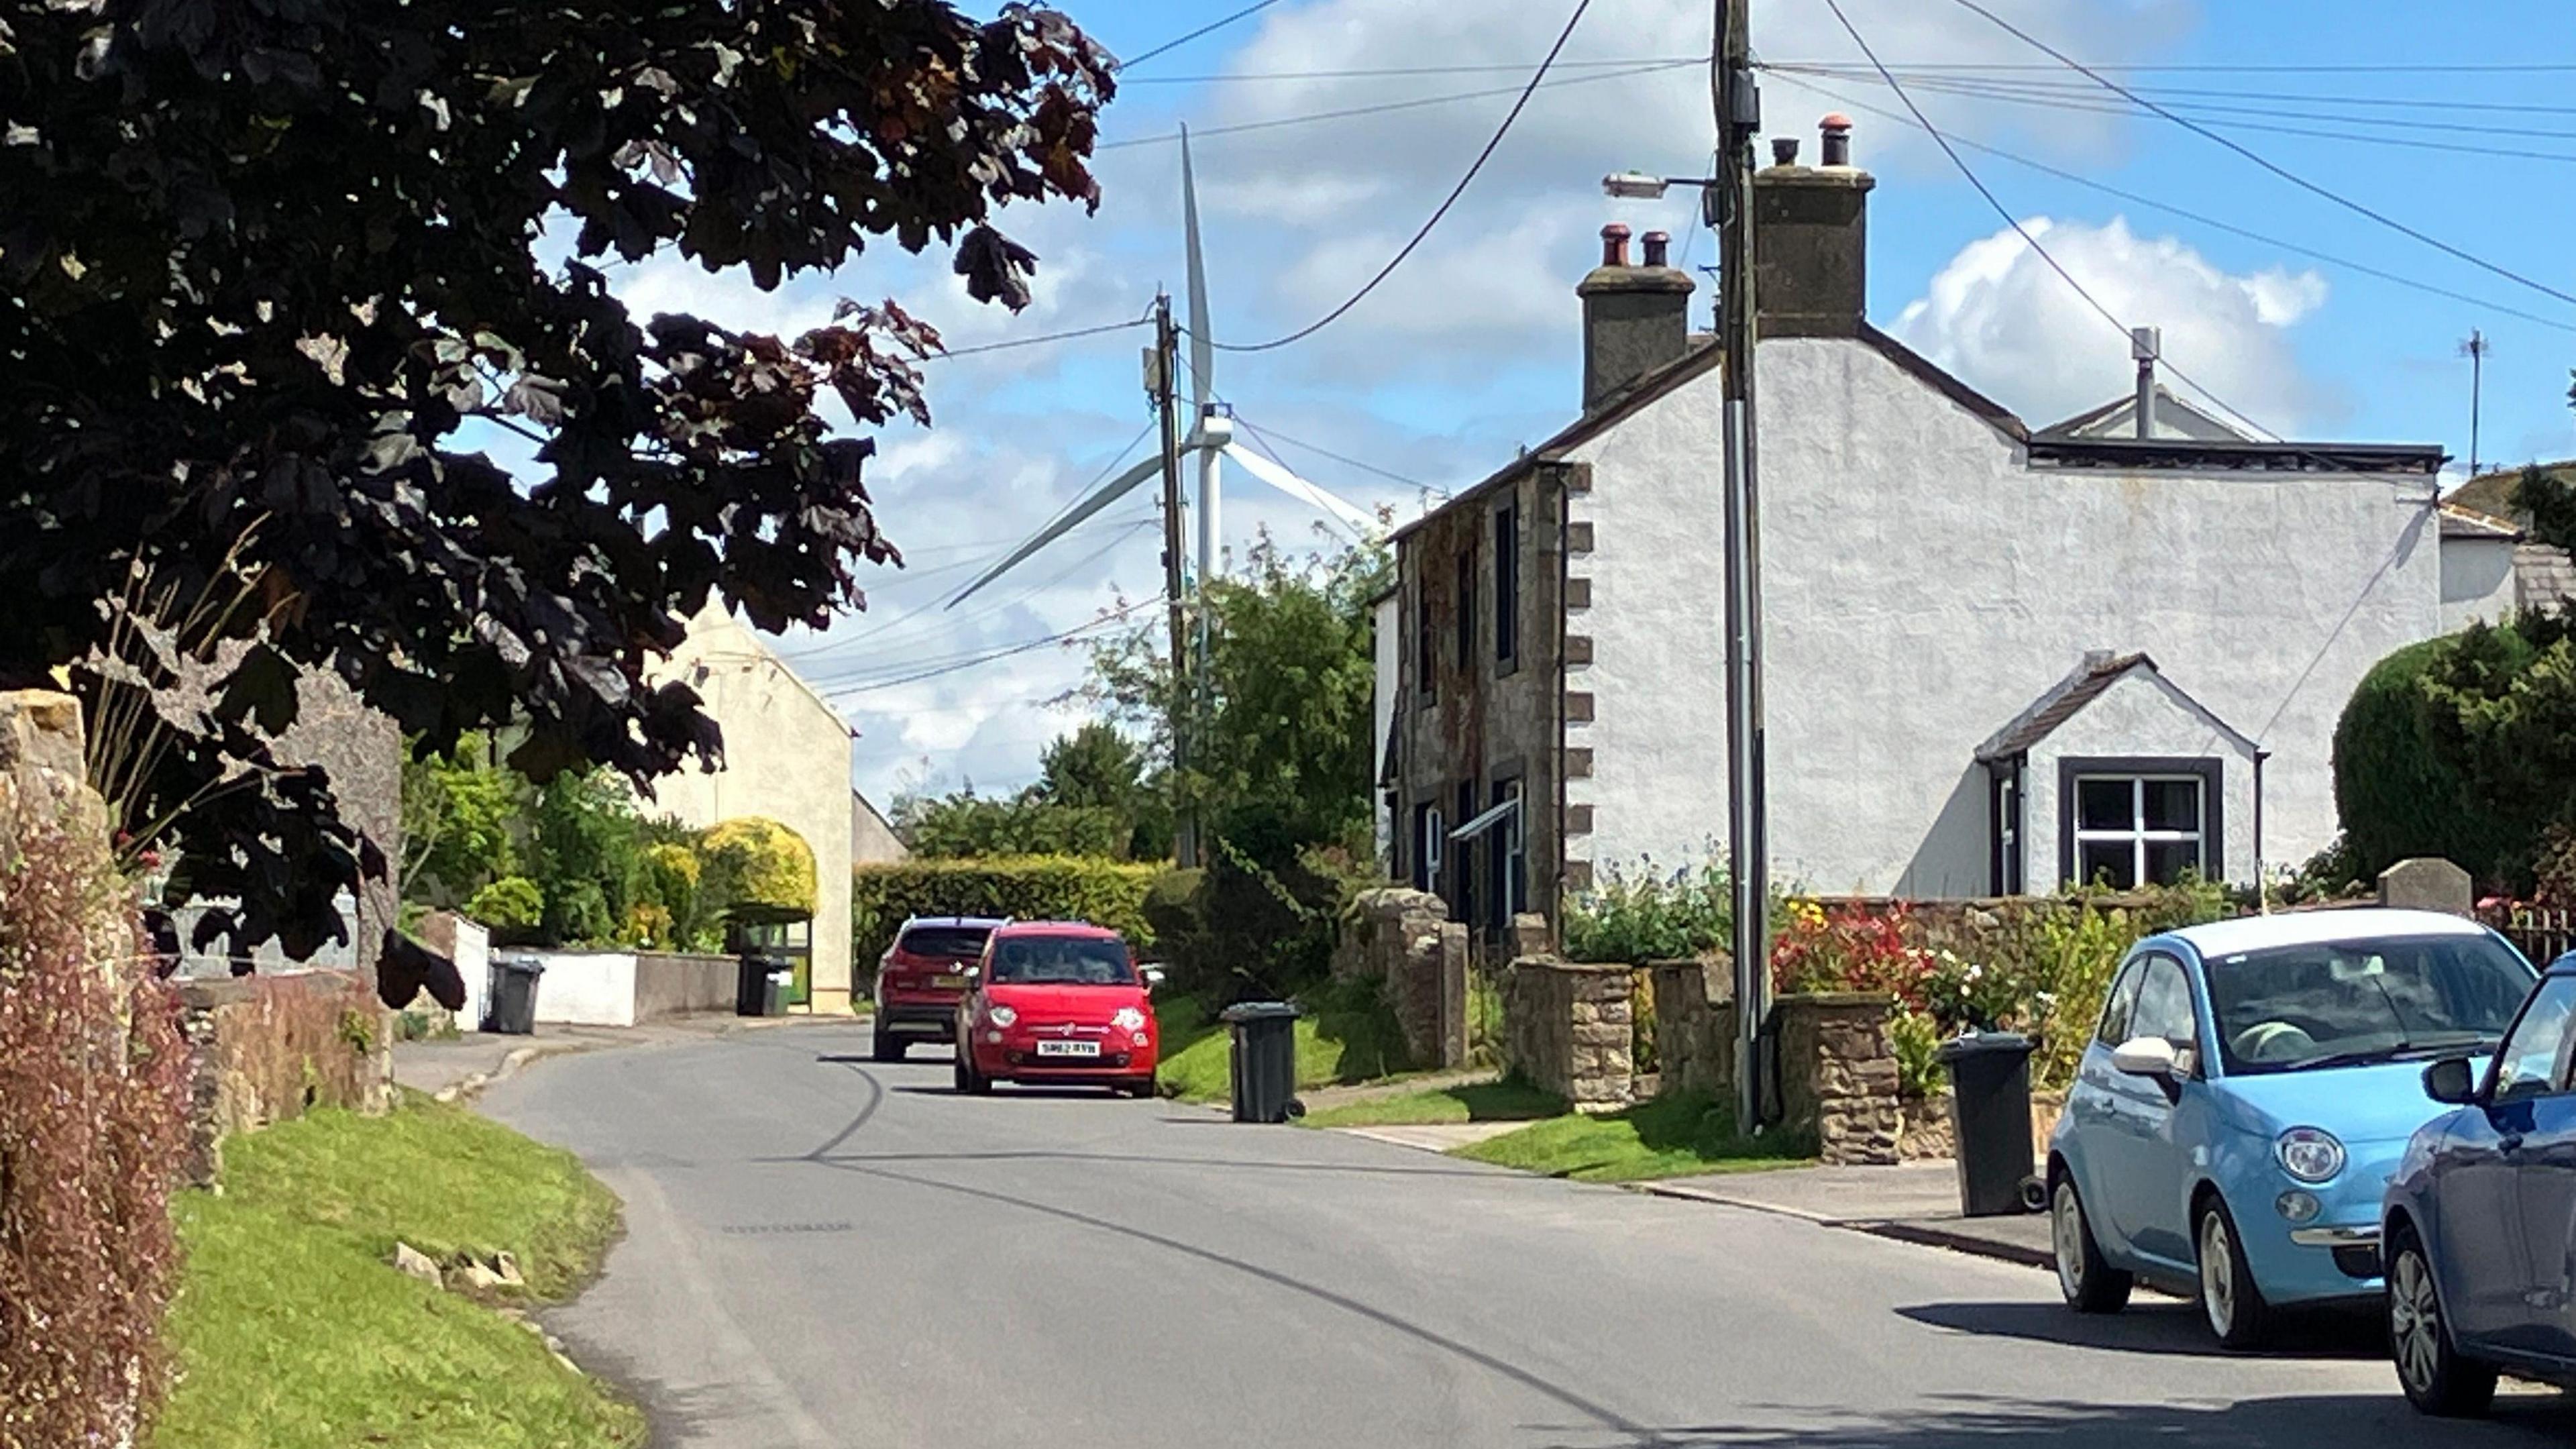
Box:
(398, 735, 531, 905)
(1036, 721, 1171, 860)
(1087, 536, 1391, 855)
(529, 771, 645, 945)
(892, 786, 1128, 859)
(2, 3, 1115, 967)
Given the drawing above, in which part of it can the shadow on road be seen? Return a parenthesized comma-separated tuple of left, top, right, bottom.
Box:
(1898, 1299, 2384, 1362)
(771, 1146, 1501, 1178)
(1519, 1391, 2576, 1447)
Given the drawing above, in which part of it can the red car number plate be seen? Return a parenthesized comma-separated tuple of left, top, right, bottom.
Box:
(1035, 1040, 1099, 1058)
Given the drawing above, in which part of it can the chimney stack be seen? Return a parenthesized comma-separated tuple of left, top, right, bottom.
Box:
(1577, 221, 1694, 413)
(1753, 113, 1876, 338)
(1820, 113, 1853, 167)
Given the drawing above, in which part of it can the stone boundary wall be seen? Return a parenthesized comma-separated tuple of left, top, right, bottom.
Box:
(176, 971, 392, 1186)
(1647, 957, 1736, 1102)
(634, 951, 739, 1021)
(522, 948, 739, 1027)
(1505, 957, 1634, 1111)
(1773, 991, 1902, 1166)
(1333, 888, 1468, 1069)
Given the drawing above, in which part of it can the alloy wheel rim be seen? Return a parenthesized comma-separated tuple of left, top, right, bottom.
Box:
(2053, 1184, 2086, 1297)
(2393, 1251, 2440, 1392)
(2200, 1213, 2236, 1336)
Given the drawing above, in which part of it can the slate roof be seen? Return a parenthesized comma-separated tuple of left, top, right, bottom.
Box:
(1975, 651, 2257, 763)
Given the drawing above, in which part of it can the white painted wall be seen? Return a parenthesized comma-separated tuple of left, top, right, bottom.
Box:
(649, 604, 855, 1011)
(525, 949, 639, 1028)
(1564, 334, 2441, 894)
(2440, 535, 2516, 631)
(2022, 669, 2261, 888)
(452, 916, 492, 1032)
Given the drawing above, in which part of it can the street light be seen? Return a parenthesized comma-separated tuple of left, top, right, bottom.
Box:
(1602, 171, 1725, 228)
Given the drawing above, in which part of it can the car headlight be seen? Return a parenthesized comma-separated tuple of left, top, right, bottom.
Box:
(1112, 1007, 1146, 1032)
(2276, 1127, 2347, 1183)
(985, 1004, 1018, 1028)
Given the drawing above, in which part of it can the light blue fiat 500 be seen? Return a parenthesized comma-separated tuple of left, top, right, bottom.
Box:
(2047, 909, 2536, 1348)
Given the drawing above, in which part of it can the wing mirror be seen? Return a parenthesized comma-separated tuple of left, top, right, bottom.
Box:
(2110, 1036, 2180, 1079)
(1139, 964, 1167, 991)
(2423, 1056, 2480, 1106)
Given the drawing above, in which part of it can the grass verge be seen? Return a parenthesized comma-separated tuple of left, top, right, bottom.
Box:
(1301, 1079, 1569, 1129)
(153, 1093, 641, 1449)
(1155, 986, 1414, 1104)
(1451, 1093, 1813, 1183)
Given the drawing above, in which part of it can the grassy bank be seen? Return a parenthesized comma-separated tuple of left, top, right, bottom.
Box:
(1452, 1093, 1811, 1183)
(1155, 989, 1413, 1104)
(154, 1095, 640, 1449)
(1301, 1079, 1567, 1128)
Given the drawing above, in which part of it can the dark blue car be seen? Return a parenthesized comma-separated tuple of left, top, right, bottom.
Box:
(2382, 955, 2576, 1416)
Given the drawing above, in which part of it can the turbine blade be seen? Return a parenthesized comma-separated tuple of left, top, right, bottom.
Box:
(1220, 441, 1377, 536)
(1181, 125, 1214, 412)
(947, 455, 1165, 608)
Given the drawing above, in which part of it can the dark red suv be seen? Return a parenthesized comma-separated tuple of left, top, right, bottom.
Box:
(869, 916, 1000, 1061)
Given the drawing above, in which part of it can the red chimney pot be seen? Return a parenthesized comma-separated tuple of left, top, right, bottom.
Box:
(1599, 223, 1631, 268)
(1642, 230, 1671, 268)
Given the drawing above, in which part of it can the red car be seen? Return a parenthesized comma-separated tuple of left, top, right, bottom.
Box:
(869, 916, 1000, 1062)
(954, 922, 1159, 1097)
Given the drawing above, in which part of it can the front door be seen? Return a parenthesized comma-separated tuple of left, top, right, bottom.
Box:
(2443, 975, 2576, 1349)
(2096, 953, 2203, 1267)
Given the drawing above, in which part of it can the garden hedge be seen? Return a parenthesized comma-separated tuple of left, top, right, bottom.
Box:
(2333, 632, 2531, 885)
(850, 856, 1162, 968)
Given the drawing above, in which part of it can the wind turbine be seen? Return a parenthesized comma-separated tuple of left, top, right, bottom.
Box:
(948, 127, 1375, 611)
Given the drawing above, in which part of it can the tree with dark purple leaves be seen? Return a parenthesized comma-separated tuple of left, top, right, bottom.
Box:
(0, 1, 1114, 967)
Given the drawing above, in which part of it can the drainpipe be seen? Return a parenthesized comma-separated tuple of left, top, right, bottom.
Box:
(2253, 749, 2270, 913)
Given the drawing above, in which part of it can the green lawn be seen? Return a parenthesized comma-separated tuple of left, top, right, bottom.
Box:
(1155, 989, 1413, 1104)
(1452, 1093, 1813, 1183)
(1301, 1079, 1568, 1129)
(154, 1094, 641, 1449)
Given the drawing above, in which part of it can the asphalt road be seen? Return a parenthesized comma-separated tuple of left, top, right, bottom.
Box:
(482, 1020, 2576, 1449)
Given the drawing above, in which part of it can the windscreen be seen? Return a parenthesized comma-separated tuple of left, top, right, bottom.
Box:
(897, 926, 991, 961)
(2206, 932, 2536, 1075)
(987, 936, 1135, 986)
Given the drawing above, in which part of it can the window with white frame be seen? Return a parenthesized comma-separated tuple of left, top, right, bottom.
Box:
(1419, 805, 1445, 892)
(2070, 771, 2206, 889)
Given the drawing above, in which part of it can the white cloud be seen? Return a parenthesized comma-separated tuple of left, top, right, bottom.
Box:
(1890, 215, 2332, 433)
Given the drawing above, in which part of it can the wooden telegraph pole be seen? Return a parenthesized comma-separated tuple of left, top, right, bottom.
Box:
(1150, 294, 1197, 868)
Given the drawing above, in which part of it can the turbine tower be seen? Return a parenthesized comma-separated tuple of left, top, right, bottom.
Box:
(949, 127, 1373, 612)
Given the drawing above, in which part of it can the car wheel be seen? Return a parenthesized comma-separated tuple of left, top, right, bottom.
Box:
(871, 1029, 904, 1063)
(2388, 1229, 2497, 1417)
(1119, 1076, 1156, 1099)
(2195, 1196, 2272, 1350)
(2051, 1173, 2133, 1314)
(951, 1051, 972, 1093)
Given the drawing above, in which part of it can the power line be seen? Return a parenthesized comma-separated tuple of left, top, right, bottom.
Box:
(1935, 0, 2576, 310)
(1232, 414, 1441, 494)
(1118, 0, 1287, 73)
(1767, 64, 2576, 118)
(922, 315, 1150, 362)
(1763, 65, 2576, 159)
(1121, 56, 1707, 85)
(1099, 58, 1697, 153)
(821, 602, 1152, 698)
(1817, 0, 2278, 441)
(1187, 0, 1596, 354)
(796, 510, 1159, 673)
(1763, 58, 2576, 75)
(1761, 72, 2576, 337)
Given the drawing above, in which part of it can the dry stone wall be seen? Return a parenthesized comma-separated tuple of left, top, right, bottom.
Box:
(1647, 956, 1736, 1101)
(1336, 888, 1468, 1069)
(1505, 957, 1634, 1110)
(1774, 991, 1902, 1165)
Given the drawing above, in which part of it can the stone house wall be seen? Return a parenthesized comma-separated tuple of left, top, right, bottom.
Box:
(1772, 991, 1902, 1166)
(1505, 957, 1633, 1110)
(1334, 887, 1468, 1069)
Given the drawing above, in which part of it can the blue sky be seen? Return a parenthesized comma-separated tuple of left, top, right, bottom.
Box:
(606, 0, 2576, 806)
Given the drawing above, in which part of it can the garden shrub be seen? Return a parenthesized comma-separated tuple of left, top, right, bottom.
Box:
(464, 875, 543, 934)
(702, 816, 818, 919)
(1562, 859, 1735, 964)
(0, 824, 192, 1447)
(850, 855, 1161, 966)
